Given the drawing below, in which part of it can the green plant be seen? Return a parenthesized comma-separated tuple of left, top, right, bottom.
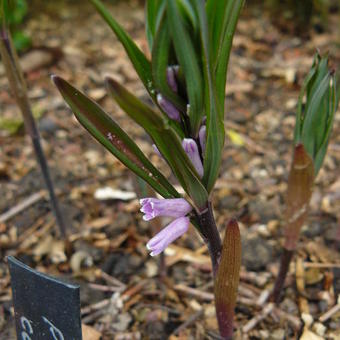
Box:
(272, 52, 339, 303)
(53, 0, 244, 337)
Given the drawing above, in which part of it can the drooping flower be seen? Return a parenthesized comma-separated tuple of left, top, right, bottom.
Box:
(146, 216, 189, 256)
(182, 138, 204, 178)
(199, 125, 206, 154)
(157, 94, 181, 121)
(140, 197, 192, 221)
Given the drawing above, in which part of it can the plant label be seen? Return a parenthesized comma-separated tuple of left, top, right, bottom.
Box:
(8, 256, 82, 340)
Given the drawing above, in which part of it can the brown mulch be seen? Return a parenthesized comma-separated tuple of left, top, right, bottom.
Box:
(0, 1, 339, 339)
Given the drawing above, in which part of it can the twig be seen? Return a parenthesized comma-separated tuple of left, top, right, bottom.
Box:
(0, 190, 45, 223)
(96, 269, 126, 289)
(81, 299, 110, 315)
(304, 262, 340, 269)
(272, 306, 302, 330)
(87, 283, 125, 293)
(319, 301, 340, 323)
(174, 284, 214, 301)
(242, 303, 274, 333)
(82, 309, 106, 324)
(172, 310, 204, 335)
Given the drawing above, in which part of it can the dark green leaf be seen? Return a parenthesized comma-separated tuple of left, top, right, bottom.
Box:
(294, 53, 319, 143)
(167, 0, 204, 136)
(145, 0, 166, 50)
(151, 14, 186, 113)
(89, 0, 156, 99)
(214, 0, 244, 114)
(106, 77, 208, 209)
(193, 0, 224, 192)
(52, 75, 179, 199)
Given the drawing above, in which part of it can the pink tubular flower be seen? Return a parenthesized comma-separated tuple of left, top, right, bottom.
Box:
(199, 125, 206, 154)
(146, 216, 189, 256)
(140, 197, 192, 221)
(166, 66, 178, 93)
(182, 138, 204, 178)
(156, 94, 181, 121)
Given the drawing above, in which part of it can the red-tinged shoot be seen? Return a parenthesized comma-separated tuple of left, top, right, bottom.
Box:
(214, 219, 241, 339)
(284, 143, 314, 251)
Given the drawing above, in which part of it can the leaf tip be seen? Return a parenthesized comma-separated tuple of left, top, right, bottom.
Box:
(226, 218, 240, 237)
(51, 74, 62, 88)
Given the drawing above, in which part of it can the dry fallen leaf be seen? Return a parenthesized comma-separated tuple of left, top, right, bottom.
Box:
(82, 324, 101, 340)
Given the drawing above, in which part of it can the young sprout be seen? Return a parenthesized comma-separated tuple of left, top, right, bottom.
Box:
(272, 52, 339, 303)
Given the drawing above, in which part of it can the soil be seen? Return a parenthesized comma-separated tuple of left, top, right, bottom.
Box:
(0, 1, 339, 339)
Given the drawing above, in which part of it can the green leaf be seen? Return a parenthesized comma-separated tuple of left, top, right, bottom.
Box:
(145, 0, 166, 50)
(151, 14, 186, 113)
(294, 54, 319, 143)
(301, 73, 330, 162)
(312, 73, 338, 175)
(193, 0, 224, 192)
(52, 75, 179, 199)
(167, 0, 204, 136)
(213, 0, 244, 114)
(294, 53, 339, 176)
(106, 77, 208, 209)
(206, 0, 233, 68)
(89, 0, 156, 99)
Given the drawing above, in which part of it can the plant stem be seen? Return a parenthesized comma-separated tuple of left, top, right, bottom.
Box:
(271, 144, 313, 303)
(0, 25, 67, 239)
(196, 201, 222, 277)
(271, 248, 294, 304)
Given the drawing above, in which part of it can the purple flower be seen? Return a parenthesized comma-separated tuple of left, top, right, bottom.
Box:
(166, 66, 178, 93)
(146, 216, 189, 256)
(157, 94, 181, 122)
(140, 197, 192, 221)
(182, 138, 204, 178)
(199, 125, 206, 154)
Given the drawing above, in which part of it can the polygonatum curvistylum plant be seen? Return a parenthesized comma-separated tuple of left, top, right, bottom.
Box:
(272, 52, 339, 303)
(53, 0, 244, 338)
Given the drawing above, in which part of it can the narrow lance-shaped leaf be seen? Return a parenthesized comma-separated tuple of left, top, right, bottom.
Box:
(300, 73, 331, 158)
(145, 0, 166, 50)
(294, 53, 339, 176)
(89, 0, 156, 99)
(284, 144, 314, 251)
(167, 0, 204, 136)
(294, 53, 319, 143)
(206, 0, 235, 68)
(106, 77, 209, 209)
(151, 14, 186, 113)
(194, 0, 225, 193)
(52, 76, 179, 199)
(215, 219, 241, 339)
(214, 0, 244, 115)
(313, 73, 338, 174)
